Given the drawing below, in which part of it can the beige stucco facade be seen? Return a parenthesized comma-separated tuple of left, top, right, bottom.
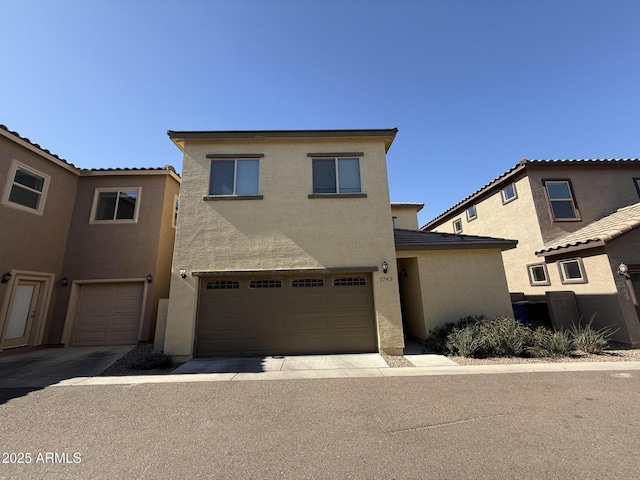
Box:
(164, 131, 404, 358)
(425, 160, 640, 345)
(391, 203, 423, 230)
(397, 248, 514, 339)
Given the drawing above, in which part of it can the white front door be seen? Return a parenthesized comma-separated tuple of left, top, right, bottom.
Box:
(4, 281, 41, 348)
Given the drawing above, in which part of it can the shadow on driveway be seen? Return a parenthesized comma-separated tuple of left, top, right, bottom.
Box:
(0, 346, 134, 404)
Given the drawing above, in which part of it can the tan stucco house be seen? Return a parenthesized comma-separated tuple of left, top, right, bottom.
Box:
(0, 125, 180, 354)
(423, 159, 640, 346)
(161, 129, 517, 359)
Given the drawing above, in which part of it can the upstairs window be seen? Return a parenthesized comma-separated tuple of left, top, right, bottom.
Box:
(634, 178, 640, 197)
(2, 162, 50, 215)
(466, 205, 477, 221)
(501, 183, 517, 204)
(544, 180, 579, 220)
(453, 218, 463, 233)
(312, 157, 361, 194)
(209, 159, 259, 196)
(172, 195, 179, 228)
(91, 188, 140, 223)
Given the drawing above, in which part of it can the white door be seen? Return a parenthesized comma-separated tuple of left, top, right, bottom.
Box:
(4, 281, 41, 348)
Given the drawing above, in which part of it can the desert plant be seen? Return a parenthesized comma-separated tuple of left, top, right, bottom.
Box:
(571, 314, 617, 354)
(547, 330, 574, 356)
(446, 326, 482, 357)
(130, 350, 174, 370)
(424, 315, 487, 353)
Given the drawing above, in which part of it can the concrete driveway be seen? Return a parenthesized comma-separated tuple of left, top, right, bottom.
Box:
(0, 346, 134, 388)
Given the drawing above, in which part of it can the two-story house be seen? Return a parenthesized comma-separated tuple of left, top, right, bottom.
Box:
(161, 129, 518, 359)
(423, 159, 640, 346)
(0, 125, 180, 354)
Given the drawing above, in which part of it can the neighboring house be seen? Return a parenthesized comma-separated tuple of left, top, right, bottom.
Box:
(0, 125, 180, 354)
(161, 129, 517, 359)
(423, 158, 640, 346)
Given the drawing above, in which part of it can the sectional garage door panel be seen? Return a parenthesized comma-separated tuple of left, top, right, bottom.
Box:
(195, 275, 377, 356)
(72, 283, 143, 346)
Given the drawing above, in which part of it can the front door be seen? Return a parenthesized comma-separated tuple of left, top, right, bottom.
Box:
(3, 280, 41, 348)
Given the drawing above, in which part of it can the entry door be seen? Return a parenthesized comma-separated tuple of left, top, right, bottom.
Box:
(4, 280, 41, 348)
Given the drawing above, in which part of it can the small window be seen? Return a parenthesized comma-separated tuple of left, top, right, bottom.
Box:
(466, 205, 477, 221)
(452, 218, 463, 233)
(312, 157, 361, 194)
(206, 280, 240, 290)
(333, 277, 366, 286)
(172, 195, 179, 228)
(91, 188, 140, 223)
(527, 264, 550, 286)
(249, 279, 282, 289)
(392, 216, 397, 229)
(291, 278, 325, 288)
(501, 183, 517, 204)
(544, 180, 579, 220)
(558, 258, 587, 284)
(634, 178, 640, 197)
(1, 161, 50, 215)
(210, 159, 259, 195)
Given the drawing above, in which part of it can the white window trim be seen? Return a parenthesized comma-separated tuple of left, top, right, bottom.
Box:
(466, 205, 477, 221)
(558, 258, 587, 284)
(1, 160, 51, 216)
(501, 183, 517, 204)
(527, 263, 550, 286)
(452, 218, 463, 233)
(209, 158, 260, 196)
(89, 187, 142, 224)
(172, 194, 179, 228)
(312, 157, 362, 194)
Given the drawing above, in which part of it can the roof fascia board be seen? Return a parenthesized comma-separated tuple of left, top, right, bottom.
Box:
(395, 242, 517, 252)
(81, 169, 182, 183)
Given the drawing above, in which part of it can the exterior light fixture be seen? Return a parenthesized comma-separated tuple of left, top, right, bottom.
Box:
(1, 272, 12, 284)
(382, 261, 389, 274)
(179, 269, 187, 279)
(401, 268, 408, 278)
(618, 263, 630, 278)
(61, 277, 69, 287)
(146, 274, 153, 284)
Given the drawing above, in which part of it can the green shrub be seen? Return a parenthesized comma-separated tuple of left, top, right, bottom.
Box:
(130, 350, 174, 370)
(571, 314, 617, 354)
(446, 327, 482, 357)
(547, 330, 574, 356)
(424, 315, 487, 354)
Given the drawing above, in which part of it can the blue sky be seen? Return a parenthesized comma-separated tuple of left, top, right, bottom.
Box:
(2, 0, 639, 225)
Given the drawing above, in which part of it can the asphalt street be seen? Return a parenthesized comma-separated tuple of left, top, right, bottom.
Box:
(1, 371, 639, 479)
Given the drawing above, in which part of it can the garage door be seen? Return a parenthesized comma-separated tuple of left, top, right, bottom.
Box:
(195, 274, 377, 356)
(71, 283, 143, 346)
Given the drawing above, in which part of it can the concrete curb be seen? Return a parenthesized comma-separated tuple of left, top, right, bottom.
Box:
(50, 361, 640, 387)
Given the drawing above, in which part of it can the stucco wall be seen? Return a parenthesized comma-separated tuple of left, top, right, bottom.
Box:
(0, 135, 79, 346)
(51, 172, 178, 343)
(396, 248, 514, 339)
(391, 206, 420, 230)
(165, 136, 403, 357)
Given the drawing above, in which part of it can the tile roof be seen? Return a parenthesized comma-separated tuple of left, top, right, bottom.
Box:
(0, 124, 77, 168)
(83, 166, 177, 173)
(536, 202, 640, 256)
(422, 158, 640, 230)
(394, 228, 517, 251)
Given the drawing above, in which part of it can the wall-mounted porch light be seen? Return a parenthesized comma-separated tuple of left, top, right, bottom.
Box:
(146, 274, 153, 284)
(382, 261, 389, 274)
(618, 263, 630, 278)
(1, 272, 12, 284)
(60, 277, 69, 287)
(179, 269, 187, 279)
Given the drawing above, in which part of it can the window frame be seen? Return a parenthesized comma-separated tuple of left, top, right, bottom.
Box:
(89, 187, 141, 224)
(466, 204, 477, 221)
(633, 177, 640, 198)
(543, 179, 581, 221)
(500, 183, 517, 204)
(311, 156, 362, 195)
(172, 195, 179, 228)
(558, 258, 587, 284)
(1, 160, 51, 216)
(452, 218, 463, 233)
(527, 263, 550, 286)
(208, 157, 260, 197)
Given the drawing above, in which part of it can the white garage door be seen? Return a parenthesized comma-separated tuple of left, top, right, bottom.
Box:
(71, 283, 143, 346)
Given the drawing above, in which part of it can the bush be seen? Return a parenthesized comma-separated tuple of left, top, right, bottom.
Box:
(571, 314, 617, 354)
(429, 315, 578, 358)
(130, 350, 174, 370)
